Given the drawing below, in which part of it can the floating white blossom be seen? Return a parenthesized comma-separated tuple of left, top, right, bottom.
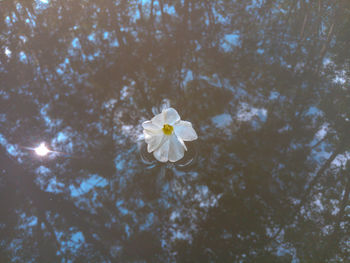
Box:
(142, 108, 198, 162)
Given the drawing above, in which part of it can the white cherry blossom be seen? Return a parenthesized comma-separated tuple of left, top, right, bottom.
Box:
(142, 108, 198, 162)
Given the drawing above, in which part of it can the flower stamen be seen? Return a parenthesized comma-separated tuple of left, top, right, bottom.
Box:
(162, 124, 174, 135)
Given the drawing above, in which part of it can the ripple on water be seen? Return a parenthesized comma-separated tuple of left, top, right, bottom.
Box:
(139, 140, 197, 170)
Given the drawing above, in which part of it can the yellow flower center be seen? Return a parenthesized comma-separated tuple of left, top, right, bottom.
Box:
(162, 124, 174, 135)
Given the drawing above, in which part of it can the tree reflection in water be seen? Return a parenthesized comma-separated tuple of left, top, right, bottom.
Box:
(1, 0, 350, 262)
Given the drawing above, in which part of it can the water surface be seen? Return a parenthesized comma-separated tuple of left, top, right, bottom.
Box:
(1, 0, 350, 262)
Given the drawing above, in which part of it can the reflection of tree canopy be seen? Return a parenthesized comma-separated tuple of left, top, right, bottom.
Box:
(1, 0, 350, 262)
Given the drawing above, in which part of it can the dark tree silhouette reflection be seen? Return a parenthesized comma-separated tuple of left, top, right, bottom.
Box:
(1, 0, 350, 262)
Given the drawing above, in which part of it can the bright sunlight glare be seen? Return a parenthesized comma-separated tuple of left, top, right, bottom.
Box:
(34, 143, 50, 156)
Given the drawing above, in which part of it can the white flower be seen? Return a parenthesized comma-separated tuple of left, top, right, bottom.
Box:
(142, 108, 198, 162)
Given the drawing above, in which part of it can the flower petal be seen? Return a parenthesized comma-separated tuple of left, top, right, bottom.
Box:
(151, 111, 165, 128)
(163, 108, 181, 125)
(177, 137, 187, 151)
(142, 120, 161, 132)
(153, 137, 170, 162)
(168, 135, 185, 162)
(144, 130, 166, 153)
(174, 121, 198, 141)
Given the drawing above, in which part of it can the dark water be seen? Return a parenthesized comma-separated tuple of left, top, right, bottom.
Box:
(1, 0, 350, 262)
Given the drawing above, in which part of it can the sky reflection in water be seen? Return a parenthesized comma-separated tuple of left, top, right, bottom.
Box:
(1, 0, 350, 262)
